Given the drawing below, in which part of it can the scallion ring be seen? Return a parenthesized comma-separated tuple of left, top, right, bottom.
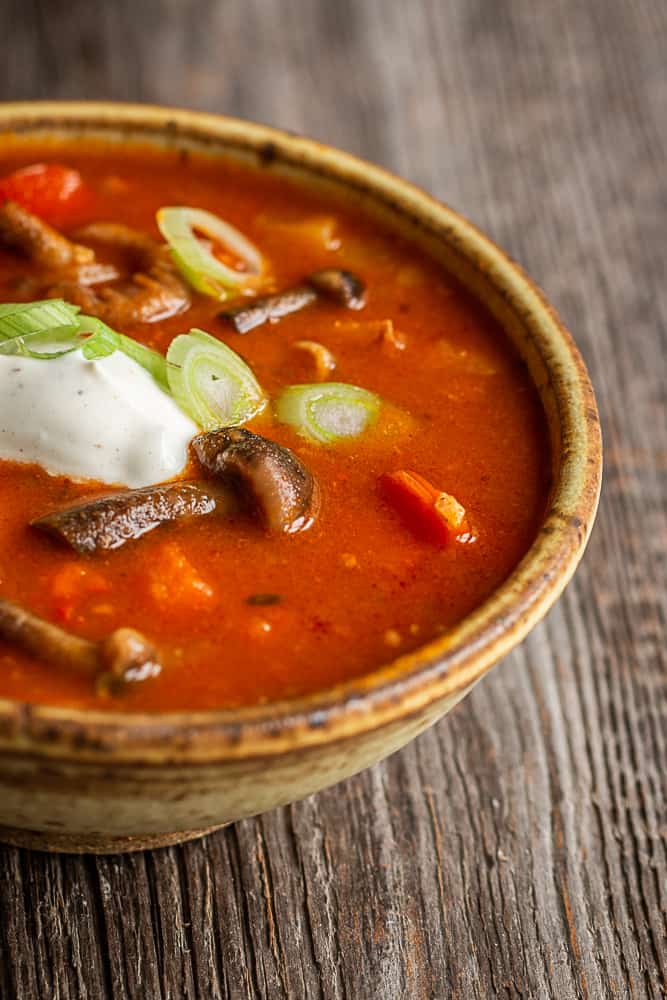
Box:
(157, 206, 264, 300)
(0, 302, 169, 390)
(76, 316, 169, 390)
(0, 326, 83, 359)
(166, 328, 266, 429)
(274, 382, 382, 444)
(0, 300, 80, 341)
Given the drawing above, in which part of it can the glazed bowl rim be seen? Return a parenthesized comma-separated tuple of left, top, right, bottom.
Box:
(0, 101, 602, 762)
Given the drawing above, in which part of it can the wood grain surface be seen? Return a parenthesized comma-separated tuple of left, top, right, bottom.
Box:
(1, 1, 665, 997)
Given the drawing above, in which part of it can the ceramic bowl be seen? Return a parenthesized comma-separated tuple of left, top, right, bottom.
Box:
(0, 102, 601, 853)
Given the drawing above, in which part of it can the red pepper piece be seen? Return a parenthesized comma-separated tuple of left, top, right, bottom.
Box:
(380, 469, 469, 547)
(0, 163, 88, 225)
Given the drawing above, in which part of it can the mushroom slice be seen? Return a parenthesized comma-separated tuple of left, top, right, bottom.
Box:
(220, 285, 317, 334)
(0, 207, 192, 326)
(193, 428, 318, 534)
(220, 268, 365, 334)
(31, 482, 223, 555)
(0, 597, 160, 690)
(0, 199, 94, 270)
(71, 222, 192, 325)
(307, 268, 365, 309)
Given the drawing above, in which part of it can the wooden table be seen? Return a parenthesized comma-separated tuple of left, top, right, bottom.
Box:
(1, 1, 665, 997)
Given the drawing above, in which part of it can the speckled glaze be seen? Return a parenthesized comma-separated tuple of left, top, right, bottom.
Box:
(0, 103, 601, 853)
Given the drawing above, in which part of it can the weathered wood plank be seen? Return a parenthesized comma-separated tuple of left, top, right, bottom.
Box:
(0, 0, 665, 997)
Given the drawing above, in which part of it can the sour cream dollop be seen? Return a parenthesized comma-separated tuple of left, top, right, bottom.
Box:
(0, 349, 198, 487)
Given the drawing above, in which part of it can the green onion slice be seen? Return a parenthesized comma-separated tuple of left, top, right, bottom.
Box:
(117, 332, 169, 390)
(0, 300, 80, 341)
(0, 303, 169, 389)
(274, 382, 382, 444)
(0, 300, 85, 359)
(0, 326, 84, 359)
(157, 206, 264, 300)
(166, 328, 266, 429)
(0, 319, 120, 362)
(76, 316, 120, 360)
(76, 316, 169, 390)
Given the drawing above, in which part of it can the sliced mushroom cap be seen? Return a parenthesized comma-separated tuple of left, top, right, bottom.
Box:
(32, 481, 223, 554)
(307, 269, 365, 309)
(98, 627, 162, 689)
(193, 428, 319, 534)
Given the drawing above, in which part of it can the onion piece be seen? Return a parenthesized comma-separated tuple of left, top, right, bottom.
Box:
(0, 304, 169, 388)
(0, 299, 86, 359)
(274, 382, 382, 444)
(77, 316, 169, 390)
(167, 328, 266, 429)
(157, 206, 264, 300)
(0, 299, 80, 340)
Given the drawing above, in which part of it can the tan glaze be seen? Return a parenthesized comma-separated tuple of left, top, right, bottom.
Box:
(0, 103, 601, 853)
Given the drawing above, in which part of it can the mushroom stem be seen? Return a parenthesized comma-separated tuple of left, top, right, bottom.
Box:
(0, 200, 93, 270)
(0, 598, 160, 691)
(220, 268, 365, 334)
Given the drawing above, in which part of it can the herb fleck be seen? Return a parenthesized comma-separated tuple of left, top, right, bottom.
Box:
(246, 593, 282, 606)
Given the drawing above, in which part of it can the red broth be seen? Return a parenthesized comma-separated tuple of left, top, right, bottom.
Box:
(0, 144, 550, 711)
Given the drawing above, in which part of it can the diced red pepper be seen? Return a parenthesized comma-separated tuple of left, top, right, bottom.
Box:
(380, 470, 469, 546)
(0, 163, 88, 225)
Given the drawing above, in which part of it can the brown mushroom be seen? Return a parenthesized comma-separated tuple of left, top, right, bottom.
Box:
(53, 222, 192, 325)
(0, 205, 191, 325)
(193, 428, 319, 534)
(0, 598, 160, 692)
(307, 268, 365, 308)
(31, 481, 224, 555)
(0, 199, 94, 270)
(220, 268, 365, 334)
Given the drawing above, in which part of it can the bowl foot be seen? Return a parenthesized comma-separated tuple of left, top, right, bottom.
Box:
(0, 823, 227, 854)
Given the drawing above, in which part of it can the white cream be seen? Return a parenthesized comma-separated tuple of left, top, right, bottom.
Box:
(0, 349, 199, 487)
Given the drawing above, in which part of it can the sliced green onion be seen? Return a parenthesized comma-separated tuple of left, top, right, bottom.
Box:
(76, 316, 120, 360)
(0, 320, 120, 362)
(157, 206, 263, 300)
(0, 300, 80, 341)
(274, 382, 382, 444)
(0, 303, 169, 389)
(76, 316, 169, 390)
(166, 329, 266, 429)
(118, 333, 169, 390)
(0, 326, 83, 359)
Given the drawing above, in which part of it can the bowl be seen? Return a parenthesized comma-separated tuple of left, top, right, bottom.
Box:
(0, 102, 601, 853)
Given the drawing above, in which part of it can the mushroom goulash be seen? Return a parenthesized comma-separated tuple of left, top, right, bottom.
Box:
(0, 147, 550, 710)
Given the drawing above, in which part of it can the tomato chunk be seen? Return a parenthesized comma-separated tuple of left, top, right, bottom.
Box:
(380, 470, 469, 546)
(0, 163, 88, 225)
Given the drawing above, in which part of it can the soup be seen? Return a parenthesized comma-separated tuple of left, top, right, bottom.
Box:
(0, 144, 550, 711)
